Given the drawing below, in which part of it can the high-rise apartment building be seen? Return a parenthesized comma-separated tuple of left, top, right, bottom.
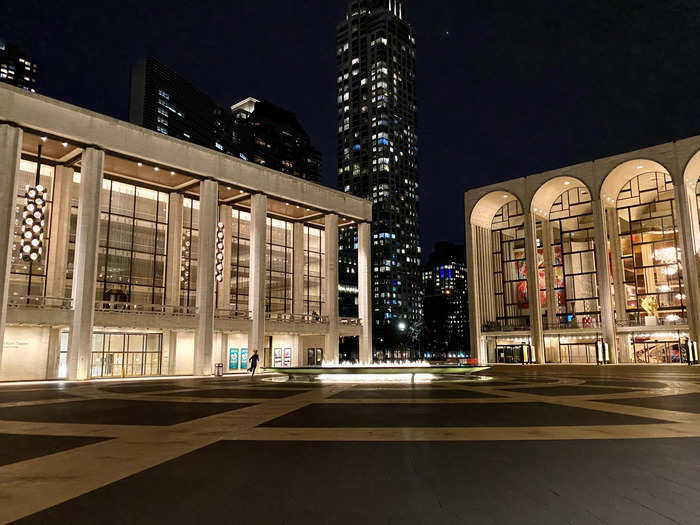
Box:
(336, 0, 421, 354)
(0, 40, 37, 91)
(421, 243, 469, 359)
(130, 58, 322, 182)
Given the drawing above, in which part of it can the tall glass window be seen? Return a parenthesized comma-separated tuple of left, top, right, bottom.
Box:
(491, 200, 527, 327)
(10, 160, 54, 299)
(304, 225, 325, 315)
(266, 218, 293, 313)
(67, 176, 168, 305)
(548, 187, 600, 325)
(230, 209, 250, 312)
(181, 197, 199, 308)
(90, 332, 162, 378)
(616, 172, 684, 323)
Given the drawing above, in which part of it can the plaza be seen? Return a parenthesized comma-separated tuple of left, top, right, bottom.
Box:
(1, 366, 700, 523)
(0, 83, 372, 382)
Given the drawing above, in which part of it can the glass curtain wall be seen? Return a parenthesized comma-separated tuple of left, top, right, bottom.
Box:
(230, 209, 251, 312)
(266, 218, 293, 313)
(10, 160, 54, 299)
(67, 175, 169, 306)
(304, 225, 325, 315)
(616, 172, 684, 324)
(548, 187, 600, 326)
(180, 197, 199, 308)
(491, 200, 528, 328)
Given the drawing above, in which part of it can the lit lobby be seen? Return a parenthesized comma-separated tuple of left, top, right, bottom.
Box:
(466, 135, 700, 366)
(0, 83, 373, 382)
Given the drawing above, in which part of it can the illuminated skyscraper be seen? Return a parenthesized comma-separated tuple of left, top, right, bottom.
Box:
(336, 0, 421, 355)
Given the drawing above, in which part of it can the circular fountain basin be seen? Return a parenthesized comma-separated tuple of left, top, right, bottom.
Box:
(266, 366, 487, 376)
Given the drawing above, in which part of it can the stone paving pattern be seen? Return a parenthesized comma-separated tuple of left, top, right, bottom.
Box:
(1, 365, 700, 524)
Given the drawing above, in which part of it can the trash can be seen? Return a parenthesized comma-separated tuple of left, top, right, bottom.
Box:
(215, 363, 224, 377)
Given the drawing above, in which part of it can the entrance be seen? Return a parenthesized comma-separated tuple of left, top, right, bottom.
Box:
(90, 332, 163, 378)
(496, 345, 523, 364)
(307, 347, 323, 366)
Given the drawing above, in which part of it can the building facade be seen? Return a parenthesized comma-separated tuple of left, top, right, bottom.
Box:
(336, 0, 421, 354)
(0, 84, 372, 381)
(465, 138, 700, 365)
(130, 58, 322, 183)
(0, 40, 37, 92)
(421, 243, 469, 359)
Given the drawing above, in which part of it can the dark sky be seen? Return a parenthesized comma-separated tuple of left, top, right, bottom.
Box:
(4, 1, 700, 260)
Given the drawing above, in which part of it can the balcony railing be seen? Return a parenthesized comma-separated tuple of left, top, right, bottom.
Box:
(616, 317, 687, 328)
(94, 301, 197, 316)
(544, 319, 601, 330)
(8, 295, 72, 309)
(340, 317, 362, 326)
(215, 309, 252, 320)
(265, 312, 329, 323)
(482, 320, 529, 332)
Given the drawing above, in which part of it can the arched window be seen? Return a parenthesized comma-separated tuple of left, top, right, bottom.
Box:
(491, 200, 527, 327)
(616, 172, 684, 323)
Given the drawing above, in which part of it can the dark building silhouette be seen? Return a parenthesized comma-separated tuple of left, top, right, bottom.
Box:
(129, 58, 321, 182)
(336, 0, 421, 356)
(421, 243, 469, 359)
(0, 40, 37, 91)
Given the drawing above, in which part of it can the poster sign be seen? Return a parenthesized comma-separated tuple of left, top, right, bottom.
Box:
(283, 348, 292, 367)
(228, 348, 239, 370)
(240, 348, 248, 369)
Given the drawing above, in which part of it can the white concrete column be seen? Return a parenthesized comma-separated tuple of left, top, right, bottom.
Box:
(46, 166, 73, 300)
(67, 148, 104, 380)
(293, 222, 305, 316)
(524, 212, 544, 363)
(45, 327, 63, 379)
(217, 204, 232, 310)
(324, 214, 339, 363)
(591, 200, 618, 363)
(248, 194, 267, 357)
(358, 221, 372, 363)
(193, 179, 217, 375)
(466, 222, 485, 364)
(165, 193, 184, 308)
(0, 125, 21, 372)
(541, 219, 557, 327)
(675, 182, 700, 347)
(607, 207, 632, 362)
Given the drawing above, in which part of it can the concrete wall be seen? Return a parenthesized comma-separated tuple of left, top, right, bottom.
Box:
(1, 326, 51, 380)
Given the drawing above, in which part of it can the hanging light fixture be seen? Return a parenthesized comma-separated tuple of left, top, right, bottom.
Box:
(20, 183, 47, 262)
(215, 222, 225, 283)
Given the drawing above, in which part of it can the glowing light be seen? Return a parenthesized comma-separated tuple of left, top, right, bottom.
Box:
(317, 373, 437, 383)
(19, 184, 46, 263)
(321, 360, 430, 368)
(215, 222, 225, 283)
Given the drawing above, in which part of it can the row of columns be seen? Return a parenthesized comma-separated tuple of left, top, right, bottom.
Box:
(0, 124, 373, 378)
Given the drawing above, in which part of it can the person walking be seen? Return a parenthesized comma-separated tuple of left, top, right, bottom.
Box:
(248, 350, 260, 377)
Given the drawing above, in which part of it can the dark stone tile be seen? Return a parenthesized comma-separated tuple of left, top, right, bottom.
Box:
(0, 390, 78, 403)
(260, 402, 668, 428)
(15, 439, 700, 525)
(329, 389, 500, 399)
(583, 379, 668, 389)
(160, 388, 310, 399)
(507, 385, 640, 396)
(604, 393, 700, 414)
(0, 399, 254, 426)
(465, 381, 525, 387)
(0, 433, 110, 467)
(99, 383, 189, 394)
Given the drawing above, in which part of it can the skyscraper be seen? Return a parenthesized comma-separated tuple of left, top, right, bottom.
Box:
(130, 58, 322, 182)
(336, 0, 421, 356)
(421, 243, 469, 359)
(0, 40, 38, 92)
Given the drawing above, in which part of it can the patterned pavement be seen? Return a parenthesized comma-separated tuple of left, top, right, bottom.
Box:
(1, 366, 700, 524)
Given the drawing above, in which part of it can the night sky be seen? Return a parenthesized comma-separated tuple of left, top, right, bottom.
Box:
(3, 1, 700, 260)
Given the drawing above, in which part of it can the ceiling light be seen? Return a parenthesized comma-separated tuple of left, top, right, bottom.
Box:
(170, 171, 175, 176)
(154, 167, 159, 171)
(226, 186, 231, 190)
(137, 162, 143, 167)
(61, 142, 68, 147)
(40, 136, 47, 142)
(564, 181, 570, 185)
